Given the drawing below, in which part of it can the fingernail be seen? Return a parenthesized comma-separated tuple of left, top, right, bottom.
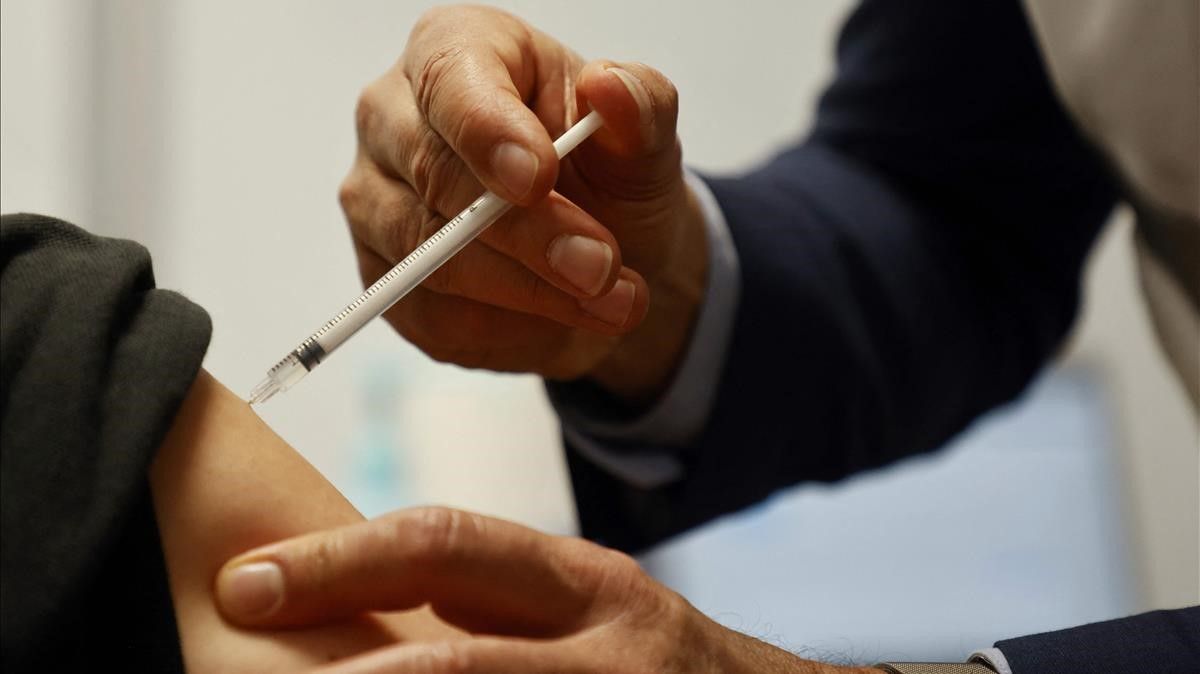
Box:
(490, 142, 538, 199)
(581, 279, 635, 326)
(605, 66, 653, 129)
(547, 235, 613, 296)
(217, 561, 284, 620)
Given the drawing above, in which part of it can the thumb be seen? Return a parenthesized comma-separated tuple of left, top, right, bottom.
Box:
(570, 61, 688, 274)
(574, 60, 681, 185)
(213, 507, 592, 634)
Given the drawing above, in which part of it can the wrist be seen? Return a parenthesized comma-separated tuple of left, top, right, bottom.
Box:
(588, 181, 708, 404)
(699, 612, 881, 674)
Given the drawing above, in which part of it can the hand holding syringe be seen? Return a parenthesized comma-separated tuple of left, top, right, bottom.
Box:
(249, 111, 606, 404)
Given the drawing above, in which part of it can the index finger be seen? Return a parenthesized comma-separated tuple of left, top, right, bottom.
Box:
(402, 7, 559, 204)
(215, 507, 621, 636)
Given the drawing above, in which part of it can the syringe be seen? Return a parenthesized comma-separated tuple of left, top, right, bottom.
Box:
(249, 110, 605, 404)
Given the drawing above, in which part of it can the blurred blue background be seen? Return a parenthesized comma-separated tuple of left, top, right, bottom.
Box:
(640, 368, 1136, 661)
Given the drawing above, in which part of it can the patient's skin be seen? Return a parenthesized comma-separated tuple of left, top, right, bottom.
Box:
(149, 370, 463, 671)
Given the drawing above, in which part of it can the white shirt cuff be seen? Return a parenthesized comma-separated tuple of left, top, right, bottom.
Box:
(971, 647, 1014, 674)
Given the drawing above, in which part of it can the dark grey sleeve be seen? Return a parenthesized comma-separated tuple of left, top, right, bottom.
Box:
(1, 213, 211, 670)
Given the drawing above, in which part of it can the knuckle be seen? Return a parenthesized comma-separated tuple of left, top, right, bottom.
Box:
(354, 81, 383, 140)
(337, 175, 360, 219)
(414, 44, 467, 121)
(299, 535, 343, 592)
(411, 208, 445, 255)
(411, 6, 458, 39)
(600, 547, 645, 583)
(448, 91, 496, 154)
(589, 547, 654, 606)
(640, 62, 678, 111)
(391, 507, 454, 556)
(654, 587, 692, 632)
(635, 63, 678, 109)
(411, 7, 440, 36)
(362, 197, 413, 264)
(406, 506, 481, 563)
(426, 641, 473, 674)
(663, 78, 679, 113)
(370, 198, 438, 267)
(408, 127, 462, 212)
(561, 538, 642, 594)
(376, 200, 415, 261)
(648, 592, 701, 671)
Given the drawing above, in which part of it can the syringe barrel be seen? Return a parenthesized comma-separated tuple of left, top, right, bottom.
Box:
(310, 193, 513, 359)
(251, 111, 604, 404)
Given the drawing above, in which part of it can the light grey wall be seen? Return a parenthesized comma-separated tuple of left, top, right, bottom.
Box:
(1061, 210, 1199, 608)
(3, 0, 1195, 613)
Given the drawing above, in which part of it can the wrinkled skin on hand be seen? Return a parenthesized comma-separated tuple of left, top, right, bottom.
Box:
(217, 506, 878, 674)
(339, 5, 708, 404)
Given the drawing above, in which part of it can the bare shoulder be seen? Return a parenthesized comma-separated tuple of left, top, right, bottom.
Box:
(152, 369, 355, 553)
(150, 370, 460, 672)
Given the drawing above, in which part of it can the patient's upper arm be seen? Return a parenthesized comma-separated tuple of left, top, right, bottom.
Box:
(149, 369, 460, 672)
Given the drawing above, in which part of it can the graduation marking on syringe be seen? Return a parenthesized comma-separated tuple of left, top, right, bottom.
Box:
(249, 110, 606, 404)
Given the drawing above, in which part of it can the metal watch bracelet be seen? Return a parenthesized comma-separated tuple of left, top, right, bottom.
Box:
(876, 662, 997, 674)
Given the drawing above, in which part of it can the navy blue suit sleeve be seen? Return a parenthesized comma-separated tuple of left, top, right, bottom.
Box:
(566, 0, 1118, 549)
(562, 3, 1200, 668)
(995, 607, 1200, 673)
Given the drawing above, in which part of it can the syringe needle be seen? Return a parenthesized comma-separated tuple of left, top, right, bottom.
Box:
(249, 111, 606, 404)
